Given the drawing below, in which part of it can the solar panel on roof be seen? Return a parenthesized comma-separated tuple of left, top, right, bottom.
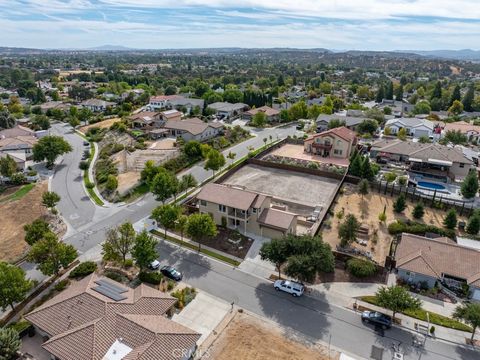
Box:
(94, 279, 128, 293)
(92, 286, 127, 301)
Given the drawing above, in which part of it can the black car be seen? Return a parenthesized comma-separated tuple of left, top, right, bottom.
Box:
(83, 141, 90, 146)
(161, 266, 183, 281)
(361, 311, 392, 329)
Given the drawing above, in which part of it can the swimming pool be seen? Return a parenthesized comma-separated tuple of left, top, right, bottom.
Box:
(417, 181, 446, 190)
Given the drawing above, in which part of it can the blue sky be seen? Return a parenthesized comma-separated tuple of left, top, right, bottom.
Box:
(1, 1, 479, 50)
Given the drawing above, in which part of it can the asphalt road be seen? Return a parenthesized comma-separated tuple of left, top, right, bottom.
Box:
(156, 240, 477, 360)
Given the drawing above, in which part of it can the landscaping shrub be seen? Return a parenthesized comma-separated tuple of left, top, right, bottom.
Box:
(139, 271, 163, 285)
(172, 287, 196, 309)
(95, 158, 118, 184)
(123, 259, 134, 268)
(398, 176, 407, 186)
(412, 203, 425, 219)
(69, 261, 97, 278)
(54, 279, 70, 292)
(383, 172, 397, 183)
(346, 258, 377, 278)
(104, 271, 124, 283)
(388, 220, 455, 239)
(393, 194, 406, 213)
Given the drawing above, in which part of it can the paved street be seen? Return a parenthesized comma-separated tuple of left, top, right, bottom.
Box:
(155, 239, 477, 360)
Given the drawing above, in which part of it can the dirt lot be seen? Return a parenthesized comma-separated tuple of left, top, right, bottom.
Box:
(223, 164, 340, 210)
(78, 117, 121, 133)
(117, 171, 141, 195)
(0, 181, 49, 262)
(321, 183, 467, 264)
(270, 143, 350, 167)
(207, 312, 338, 360)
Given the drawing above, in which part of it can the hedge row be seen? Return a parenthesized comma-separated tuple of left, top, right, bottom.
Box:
(388, 220, 455, 239)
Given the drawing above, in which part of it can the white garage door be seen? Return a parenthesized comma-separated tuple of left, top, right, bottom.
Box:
(472, 289, 480, 302)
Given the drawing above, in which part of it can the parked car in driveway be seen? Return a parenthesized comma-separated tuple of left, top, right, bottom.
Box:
(361, 311, 392, 329)
(83, 141, 90, 146)
(161, 265, 182, 281)
(274, 279, 304, 297)
(149, 260, 160, 270)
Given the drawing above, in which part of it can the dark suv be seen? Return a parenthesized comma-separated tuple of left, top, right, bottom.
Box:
(361, 311, 392, 329)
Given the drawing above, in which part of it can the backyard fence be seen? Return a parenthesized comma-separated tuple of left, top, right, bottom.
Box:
(369, 180, 476, 217)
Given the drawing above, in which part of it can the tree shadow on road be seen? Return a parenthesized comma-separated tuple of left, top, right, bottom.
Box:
(254, 282, 331, 342)
(156, 240, 211, 279)
(456, 344, 480, 360)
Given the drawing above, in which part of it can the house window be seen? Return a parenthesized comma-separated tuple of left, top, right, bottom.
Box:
(200, 200, 207, 206)
(460, 163, 464, 168)
(219, 204, 226, 212)
(252, 208, 257, 214)
(334, 149, 343, 155)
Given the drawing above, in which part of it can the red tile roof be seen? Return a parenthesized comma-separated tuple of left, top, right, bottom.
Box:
(306, 126, 357, 143)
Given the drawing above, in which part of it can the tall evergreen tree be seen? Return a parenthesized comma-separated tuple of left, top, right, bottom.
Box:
(360, 157, 374, 181)
(431, 81, 442, 99)
(461, 170, 479, 199)
(395, 84, 404, 101)
(385, 81, 394, 100)
(375, 85, 385, 103)
(349, 154, 363, 177)
(462, 84, 475, 112)
(450, 85, 461, 106)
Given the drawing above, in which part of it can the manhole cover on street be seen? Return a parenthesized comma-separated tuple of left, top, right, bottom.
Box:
(370, 345, 383, 360)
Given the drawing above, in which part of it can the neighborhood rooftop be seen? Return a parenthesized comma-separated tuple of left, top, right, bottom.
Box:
(196, 183, 263, 211)
(396, 233, 480, 287)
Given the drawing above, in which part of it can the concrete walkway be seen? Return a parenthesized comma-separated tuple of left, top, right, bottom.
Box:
(172, 291, 231, 345)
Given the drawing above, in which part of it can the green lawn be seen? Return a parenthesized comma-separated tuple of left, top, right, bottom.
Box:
(151, 230, 241, 267)
(120, 183, 149, 203)
(82, 142, 104, 206)
(0, 183, 35, 203)
(360, 296, 472, 332)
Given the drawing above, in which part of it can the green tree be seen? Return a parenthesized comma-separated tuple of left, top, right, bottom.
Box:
(0, 327, 21, 360)
(375, 85, 385, 103)
(385, 81, 394, 100)
(288, 101, 308, 120)
(102, 222, 136, 266)
(260, 237, 289, 279)
(0, 262, 32, 311)
(375, 285, 422, 320)
(462, 84, 475, 112)
(413, 100, 431, 115)
(0, 155, 17, 177)
(443, 209, 458, 230)
(24, 218, 51, 245)
(338, 214, 360, 247)
(418, 135, 431, 144)
(185, 213, 218, 251)
(132, 230, 158, 270)
(442, 130, 468, 145)
(357, 119, 378, 135)
(28, 232, 77, 276)
(393, 194, 406, 213)
(183, 140, 203, 159)
(179, 173, 197, 196)
(360, 157, 374, 181)
(466, 214, 480, 235)
(32, 114, 50, 130)
(227, 151, 236, 165)
(204, 149, 225, 177)
(453, 302, 480, 342)
(346, 258, 377, 278)
(412, 203, 425, 220)
(358, 179, 369, 198)
(0, 109, 16, 129)
(32, 135, 72, 168)
(41, 191, 61, 210)
(328, 119, 346, 129)
(251, 111, 267, 127)
(431, 81, 442, 99)
(395, 84, 404, 101)
(397, 127, 407, 140)
(448, 100, 464, 115)
(150, 168, 176, 203)
(450, 84, 461, 106)
(461, 171, 479, 199)
(105, 174, 118, 192)
(348, 153, 362, 177)
(152, 204, 181, 239)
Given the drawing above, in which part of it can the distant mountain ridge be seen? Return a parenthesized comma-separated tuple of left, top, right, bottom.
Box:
(400, 49, 480, 61)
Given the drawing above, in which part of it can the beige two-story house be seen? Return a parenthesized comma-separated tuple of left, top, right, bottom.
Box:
(303, 126, 357, 159)
(196, 183, 297, 239)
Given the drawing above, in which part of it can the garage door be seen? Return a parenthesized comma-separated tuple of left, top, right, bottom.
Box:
(472, 288, 480, 302)
(415, 129, 430, 138)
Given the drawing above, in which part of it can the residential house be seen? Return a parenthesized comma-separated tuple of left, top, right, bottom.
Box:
(316, 114, 368, 132)
(243, 106, 280, 123)
(197, 183, 297, 238)
(147, 95, 204, 114)
(384, 117, 434, 139)
(304, 126, 357, 159)
(25, 274, 200, 360)
(394, 233, 480, 301)
(207, 102, 249, 120)
(376, 99, 415, 117)
(80, 99, 116, 112)
(443, 121, 480, 143)
(39, 101, 71, 113)
(121, 88, 145, 100)
(160, 109, 182, 122)
(370, 139, 473, 181)
(0, 126, 38, 159)
(129, 111, 162, 128)
(163, 118, 224, 142)
(0, 152, 26, 171)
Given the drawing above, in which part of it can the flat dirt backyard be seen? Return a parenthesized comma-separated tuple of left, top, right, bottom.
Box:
(78, 117, 121, 133)
(0, 181, 48, 262)
(207, 311, 338, 360)
(321, 183, 467, 264)
(223, 164, 340, 210)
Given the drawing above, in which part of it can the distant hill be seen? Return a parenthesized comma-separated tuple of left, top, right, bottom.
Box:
(87, 44, 135, 51)
(401, 49, 480, 61)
